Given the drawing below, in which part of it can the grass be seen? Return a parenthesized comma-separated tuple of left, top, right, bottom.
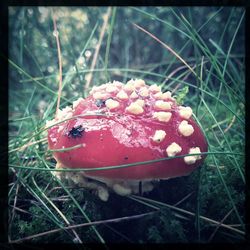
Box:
(8, 6, 245, 243)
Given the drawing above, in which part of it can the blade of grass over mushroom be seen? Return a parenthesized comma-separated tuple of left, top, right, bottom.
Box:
(41, 113, 109, 132)
(9, 113, 109, 153)
(8, 83, 244, 157)
(48, 143, 85, 152)
(9, 151, 244, 173)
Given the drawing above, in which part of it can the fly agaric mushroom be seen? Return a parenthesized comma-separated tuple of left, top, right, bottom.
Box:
(47, 79, 208, 201)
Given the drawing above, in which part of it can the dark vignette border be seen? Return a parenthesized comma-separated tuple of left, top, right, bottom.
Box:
(0, 0, 249, 249)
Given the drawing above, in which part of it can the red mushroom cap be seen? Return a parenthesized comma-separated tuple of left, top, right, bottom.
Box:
(47, 79, 208, 180)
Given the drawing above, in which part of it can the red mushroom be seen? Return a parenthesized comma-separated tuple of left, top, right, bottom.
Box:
(47, 79, 208, 201)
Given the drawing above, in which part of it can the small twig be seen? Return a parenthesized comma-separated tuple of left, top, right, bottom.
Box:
(225, 224, 243, 227)
(9, 205, 31, 215)
(84, 7, 112, 93)
(9, 184, 20, 239)
(163, 64, 189, 85)
(224, 115, 236, 133)
(208, 208, 234, 242)
(9, 211, 157, 243)
(182, 70, 193, 82)
(10, 184, 20, 223)
(171, 83, 181, 94)
(164, 61, 205, 94)
(104, 224, 133, 243)
(173, 192, 194, 207)
(223, 104, 241, 133)
(52, 9, 63, 119)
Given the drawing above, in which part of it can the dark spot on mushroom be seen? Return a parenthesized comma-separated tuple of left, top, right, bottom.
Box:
(95, 99, 106, 107)
(50, 158, 57, 164)
(67, 125, 85, 138)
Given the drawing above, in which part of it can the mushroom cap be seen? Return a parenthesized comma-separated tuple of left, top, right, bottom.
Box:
(47, 80, 208, 180)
